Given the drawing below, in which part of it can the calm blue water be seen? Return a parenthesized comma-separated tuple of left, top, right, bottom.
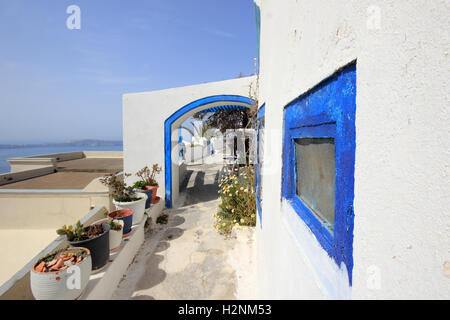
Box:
(0, 146, 123, 174)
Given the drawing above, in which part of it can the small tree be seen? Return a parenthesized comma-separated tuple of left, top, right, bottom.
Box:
(194, 109, 250, 134)
(192, 57, 260, 164)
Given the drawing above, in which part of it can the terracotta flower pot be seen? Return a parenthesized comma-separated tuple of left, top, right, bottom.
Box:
(145, 185, 159, 204)
(30, 247, 92, 300)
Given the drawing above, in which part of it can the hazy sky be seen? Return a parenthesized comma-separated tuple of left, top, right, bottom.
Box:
(0, 0, 257, 144)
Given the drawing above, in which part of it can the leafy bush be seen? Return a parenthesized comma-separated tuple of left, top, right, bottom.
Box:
(214, 165, 256, 234)
(133, 180, 148, 190)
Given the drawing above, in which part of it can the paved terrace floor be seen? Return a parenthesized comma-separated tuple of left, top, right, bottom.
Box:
(112, 162, 256, 300)
(0, 158, 122, 190)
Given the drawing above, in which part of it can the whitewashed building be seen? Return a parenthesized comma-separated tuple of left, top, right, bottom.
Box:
(122, 0, 449, 299)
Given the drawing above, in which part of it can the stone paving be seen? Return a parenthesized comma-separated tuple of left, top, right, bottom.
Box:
(111, 162, 256, 300)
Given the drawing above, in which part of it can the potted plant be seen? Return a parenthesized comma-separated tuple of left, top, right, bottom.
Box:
(92, 218, 124, 252)
(57, 221, 110, 271)
(133, 180, 153, 209)
(30, 247, 92, 300)
(108, 209, 134, 237)
(133, 164, 162, 205)
(100, 173, 147, 225)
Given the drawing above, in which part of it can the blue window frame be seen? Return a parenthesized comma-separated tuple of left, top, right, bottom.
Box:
(282, 62, 356, 284)
(255, 104, 265, 228)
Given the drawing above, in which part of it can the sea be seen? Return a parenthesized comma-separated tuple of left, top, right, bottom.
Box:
(0, 145, 123, 174)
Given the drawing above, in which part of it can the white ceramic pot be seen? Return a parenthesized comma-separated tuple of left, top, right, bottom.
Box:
(113, 192, 147, 226)
(30, 247, 92, 300)
(92, 218, 124, 252)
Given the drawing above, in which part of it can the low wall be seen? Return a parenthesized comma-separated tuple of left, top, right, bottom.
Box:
(0, 206, 108, 300)
(8, 158, 56, 173)
(7, 151, 82, 174)
(0, 190, 111, 229)
(7, 151, 122, 174)
(30, 151, 85, 162)
(83, 151, 123, 158)
(0, 166, 55, 186)
(0, 204, 149, 300)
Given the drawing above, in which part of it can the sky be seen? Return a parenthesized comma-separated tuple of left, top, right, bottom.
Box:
(0, 0, 257, 144)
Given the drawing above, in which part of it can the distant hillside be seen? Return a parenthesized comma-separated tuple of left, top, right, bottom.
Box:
(0, 140, 123, 149)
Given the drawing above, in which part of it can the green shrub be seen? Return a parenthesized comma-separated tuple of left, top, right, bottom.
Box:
(132, 180, 148, 190)
(214, 165, 256, 234)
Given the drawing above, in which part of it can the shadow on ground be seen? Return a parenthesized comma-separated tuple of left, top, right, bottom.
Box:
(112, 163, 237, 300)
(180, 164, 221, 206)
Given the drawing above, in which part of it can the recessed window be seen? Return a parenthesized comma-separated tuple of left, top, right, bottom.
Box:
(295, 138, 335, 233)
(282, 61, 356, 284)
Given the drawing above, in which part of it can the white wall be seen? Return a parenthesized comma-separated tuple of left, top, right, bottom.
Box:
(83, 151, 123, 159)
(257, 0, 449, 299)
(123, 76, 255, 207)
(0, 190, 110, 229)
(184, 144, 206, 164)
(7, 159, 56, 173)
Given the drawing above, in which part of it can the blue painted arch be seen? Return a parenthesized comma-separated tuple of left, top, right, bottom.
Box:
(196, 105, 249, 114)
(164, 95, 255, 208)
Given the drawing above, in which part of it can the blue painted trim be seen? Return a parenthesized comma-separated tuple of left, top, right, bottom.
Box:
(289, 123, 336, 139)
(196, 105, 249, 114)
(257, 103, 265, 118)
(282, 62, 356, 285)
(164, 95, 254, 208)
(255, 104, 265, 228)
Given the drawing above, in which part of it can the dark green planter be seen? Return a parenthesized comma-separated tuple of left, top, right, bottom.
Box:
(68, 223, 110, 271)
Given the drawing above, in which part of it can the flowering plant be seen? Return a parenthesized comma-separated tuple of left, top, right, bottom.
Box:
(214, 165, 256, 234)
(133, 164, 162, 189)
(99, 173, 138, 202)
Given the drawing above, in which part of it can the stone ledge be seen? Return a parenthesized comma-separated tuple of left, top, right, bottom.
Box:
(0, 206, 147, 300)
(0, 166, 55, 186)
(8, 158, 57, 173)
(79, 219, 145, 300)
(146, 199, 165, 222)
(0, 206, 106, 299)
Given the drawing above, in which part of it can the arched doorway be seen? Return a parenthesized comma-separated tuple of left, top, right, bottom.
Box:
(164, 95, 254, 208)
